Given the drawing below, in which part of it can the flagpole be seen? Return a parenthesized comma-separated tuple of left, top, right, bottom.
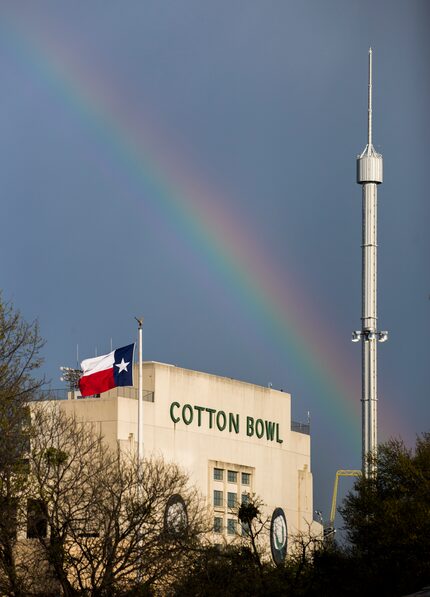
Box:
(134, 317, 144, 582)
(135, 317, 144, 465)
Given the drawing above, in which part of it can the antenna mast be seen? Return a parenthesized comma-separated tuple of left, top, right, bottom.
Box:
(352, 49, 388, 477)
(367, 48, 373, 150)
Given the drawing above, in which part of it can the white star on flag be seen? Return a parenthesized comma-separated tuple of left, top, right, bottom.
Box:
(115, 358, 130, 374)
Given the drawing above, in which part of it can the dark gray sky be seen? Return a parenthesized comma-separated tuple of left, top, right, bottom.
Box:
(1, 1, 429, 526)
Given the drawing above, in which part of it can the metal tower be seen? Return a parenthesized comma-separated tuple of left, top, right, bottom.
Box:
(352, 49, 388, 477)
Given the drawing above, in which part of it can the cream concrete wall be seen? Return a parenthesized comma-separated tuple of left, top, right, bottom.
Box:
(61, 362, 317, 540)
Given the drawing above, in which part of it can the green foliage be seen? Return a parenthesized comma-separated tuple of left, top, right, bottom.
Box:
(173, 541, 363, 597)
(43, 447, 69, 466)
(340, 434, 430, 596)
(173, 544, 266, 597)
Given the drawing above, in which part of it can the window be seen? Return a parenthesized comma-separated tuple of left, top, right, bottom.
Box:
(241, 472, 250, 485)
(214, 468, 223, 481)
(227, 470, 237, 483)
(227, 519, 236, 535)
(227, 492, 237, 508)
(241, 521, 250, 537)
(213, 490, 223, 507)
(209, 461, 255, 538)
(213, 517, 223, 533)
(27, 499, 47, 539)
(241, 492, 249, 505)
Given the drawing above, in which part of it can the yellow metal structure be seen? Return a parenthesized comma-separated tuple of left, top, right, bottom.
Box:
(329, 470, 361, 529)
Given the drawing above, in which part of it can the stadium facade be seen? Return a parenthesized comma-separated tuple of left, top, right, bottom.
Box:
(60, 361, 320, 553)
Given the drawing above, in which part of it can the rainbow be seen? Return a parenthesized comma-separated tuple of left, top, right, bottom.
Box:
(1, 14, 403, 452)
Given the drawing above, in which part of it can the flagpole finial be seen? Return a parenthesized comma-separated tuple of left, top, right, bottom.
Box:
(134, 316, 144, 328)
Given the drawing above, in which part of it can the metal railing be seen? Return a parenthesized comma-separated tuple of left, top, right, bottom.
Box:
(102, 387, 154, 402)
(291, 421, 310, 435)
(37, 388, 154, 403)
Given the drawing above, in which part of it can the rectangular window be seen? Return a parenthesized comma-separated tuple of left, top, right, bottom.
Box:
(227, 470, 237, 483)
(227, 492, 237, 509)
(241, 521, 250, 537)
(241, 492, 249, 505)
(213, 517, 222, 533)
(227, 519, 236, 535)
(213, 468, 223, 481)
(213, 490, 223, 507)
(27, 499, 47, 539)
(241, 472, 250, 485)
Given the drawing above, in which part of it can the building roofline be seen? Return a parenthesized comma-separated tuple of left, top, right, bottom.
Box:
(140, 360, 291, 397)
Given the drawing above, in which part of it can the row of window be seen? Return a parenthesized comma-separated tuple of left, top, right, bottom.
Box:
(214, 516, 250, 536)
(213, 490, 249, 508)
(214, 468, 250, 485)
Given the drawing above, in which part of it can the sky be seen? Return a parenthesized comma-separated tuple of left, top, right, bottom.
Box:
(1, 1, 429, 529)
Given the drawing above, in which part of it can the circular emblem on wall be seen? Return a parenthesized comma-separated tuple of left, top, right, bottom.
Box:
(164, 494, 188, 538)
(270, 507, 288, 565)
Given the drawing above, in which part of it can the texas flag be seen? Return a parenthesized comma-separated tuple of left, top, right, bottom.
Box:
(78, 343, 135, 397)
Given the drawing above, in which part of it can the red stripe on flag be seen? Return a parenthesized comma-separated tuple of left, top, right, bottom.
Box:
(79, 368, 115, 397)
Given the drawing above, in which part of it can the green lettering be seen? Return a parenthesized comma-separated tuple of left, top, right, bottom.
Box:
(182, 404, 193, 425)
(276, 423, 284, 444)
(265, 420, 276, 441)
(194, 405, 205, 426)
(246, 416, 254, 437)
(216, 410, 227, 431)
(229, 413, 239, 434)
(170, 402, 180, 424)
(255, 419, 264, 439)
(206, 407, 216, 428)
